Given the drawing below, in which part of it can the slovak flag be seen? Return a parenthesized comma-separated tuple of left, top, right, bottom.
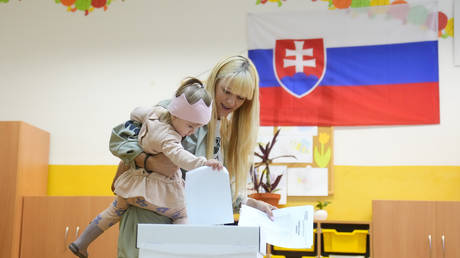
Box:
(248, 3, 439, 126)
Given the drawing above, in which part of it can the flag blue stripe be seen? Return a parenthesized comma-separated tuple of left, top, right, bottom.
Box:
(248, 41, 438, 87)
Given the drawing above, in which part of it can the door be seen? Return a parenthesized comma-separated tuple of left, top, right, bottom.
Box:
(20, 196, 118, 258)
(435, 201, 460, 258)
(372, 200, 436, 258)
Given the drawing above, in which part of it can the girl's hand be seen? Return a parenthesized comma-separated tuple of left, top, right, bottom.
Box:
(205, 159, 223, 170)
(246, 198, 277, 220)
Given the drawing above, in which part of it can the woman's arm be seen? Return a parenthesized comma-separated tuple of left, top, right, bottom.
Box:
(245, 198, 275, 220)
(233, 194, 275, 220)
(134, 152, 179, 177)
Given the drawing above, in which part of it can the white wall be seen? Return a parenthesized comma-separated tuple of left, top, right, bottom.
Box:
(1, 0, 459, 165)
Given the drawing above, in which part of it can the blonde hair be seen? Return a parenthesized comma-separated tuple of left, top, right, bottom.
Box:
(205, 55, 260, 199)
(161, 77, 211, 123)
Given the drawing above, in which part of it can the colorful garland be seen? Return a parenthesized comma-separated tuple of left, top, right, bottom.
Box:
(256, 0, 287, 7)
(55, 0, 113, 16)
(255, 0, 453, 38)
(328, 0, 453, 38)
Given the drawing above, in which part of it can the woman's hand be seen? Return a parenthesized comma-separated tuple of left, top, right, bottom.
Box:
(205, 159, 223, 170)
(246, 198, 277, 220)
(134, 152, 178, 177)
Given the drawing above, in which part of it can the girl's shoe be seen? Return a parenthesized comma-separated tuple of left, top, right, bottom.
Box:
(68, 242, 88, 258)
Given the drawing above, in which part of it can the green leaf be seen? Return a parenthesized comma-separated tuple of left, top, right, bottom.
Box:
(315, 146, 331, 168)
(314, 146, 320, 166)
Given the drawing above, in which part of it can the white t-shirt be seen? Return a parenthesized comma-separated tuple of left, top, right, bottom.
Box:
(214, 120, 223, 162)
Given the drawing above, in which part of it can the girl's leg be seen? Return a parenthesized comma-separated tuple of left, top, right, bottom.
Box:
(69, 197, 129, 258)
(173, 217, 188, 224)
(126, 197, 187, 224)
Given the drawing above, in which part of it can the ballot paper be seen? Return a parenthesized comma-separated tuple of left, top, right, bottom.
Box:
(238, 205, 314, 249)
(185, 166, 234, 225)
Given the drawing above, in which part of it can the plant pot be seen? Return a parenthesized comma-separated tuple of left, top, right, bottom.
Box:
(314, 209, 328, 220)
(248, 193, 281, 207)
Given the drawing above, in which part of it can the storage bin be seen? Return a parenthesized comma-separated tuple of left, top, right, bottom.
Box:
(322, 229, 368, 253)
(273, 229, 316, 252)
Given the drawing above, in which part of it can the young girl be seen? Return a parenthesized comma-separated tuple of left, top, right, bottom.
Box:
(69, 77, 222, 258)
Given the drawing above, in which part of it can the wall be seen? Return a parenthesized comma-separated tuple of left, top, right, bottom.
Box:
(1, 0, 459, 221)
(47, 164, 460, 221)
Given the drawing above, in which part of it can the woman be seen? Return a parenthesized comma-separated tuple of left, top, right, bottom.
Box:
(110, 55, 274, 258)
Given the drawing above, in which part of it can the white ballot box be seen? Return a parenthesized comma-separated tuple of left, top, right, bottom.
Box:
(137, 224, 265, 258)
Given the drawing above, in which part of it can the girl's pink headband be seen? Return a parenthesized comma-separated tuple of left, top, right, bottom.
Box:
(167, 93, 212, 125)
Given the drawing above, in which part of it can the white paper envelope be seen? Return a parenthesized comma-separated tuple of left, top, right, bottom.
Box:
(185, 166, 234, 225)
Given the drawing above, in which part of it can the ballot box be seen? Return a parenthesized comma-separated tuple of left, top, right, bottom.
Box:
(137, 224, 265, 258)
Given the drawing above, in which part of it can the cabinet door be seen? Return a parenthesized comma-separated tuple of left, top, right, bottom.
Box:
(21, 196, 118, 258)
(372, 200, 436, 258)
(435, 201, 460, 258)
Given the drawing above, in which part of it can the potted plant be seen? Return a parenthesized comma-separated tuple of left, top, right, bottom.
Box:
(249, 128, 296, 207)
(314, 200, 331, 220)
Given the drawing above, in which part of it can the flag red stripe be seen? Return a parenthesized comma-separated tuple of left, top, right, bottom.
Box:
(260, 82, 440, 126)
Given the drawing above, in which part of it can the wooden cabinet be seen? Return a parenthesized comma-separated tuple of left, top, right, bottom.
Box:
(20, 196, 119, 258)
(0, 121, 49, 258)
(435, 202, 460, 258)
(373, 200, 460, 258)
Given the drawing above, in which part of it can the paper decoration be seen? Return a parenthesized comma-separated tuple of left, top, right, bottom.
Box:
(256, 0, 286, 7)
(314, 131, 331, 168)
(255, 126, 317, 163)
(308, 0, 452, 39)
(252, 126, 334, 196)
(287, 167, 328, 196)
(55, 0, 114, 16)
